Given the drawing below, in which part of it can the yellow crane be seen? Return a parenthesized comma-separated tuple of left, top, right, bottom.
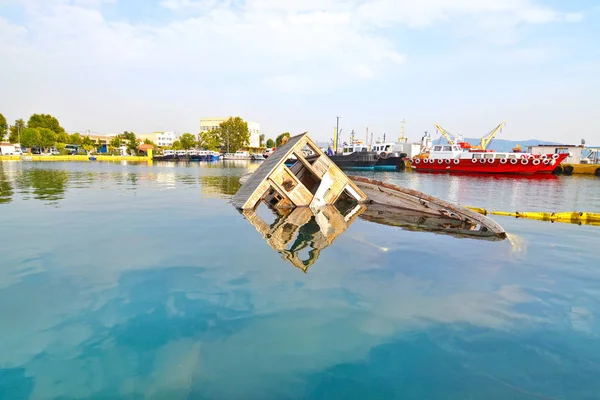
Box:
(472, 121, 506, 150)
(434, 124, 461, 145)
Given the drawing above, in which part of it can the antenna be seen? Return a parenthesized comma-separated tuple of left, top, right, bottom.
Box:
(400, 118, 407, 143)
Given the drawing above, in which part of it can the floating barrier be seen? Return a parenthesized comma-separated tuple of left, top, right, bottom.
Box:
(466, 207, 600, 226)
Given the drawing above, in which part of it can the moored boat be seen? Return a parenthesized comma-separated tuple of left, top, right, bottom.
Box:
(371, 142, 407, 170)
(328, 143, 379, 169)
(223, 151, 252, 160)
(408, 144, 568, 174)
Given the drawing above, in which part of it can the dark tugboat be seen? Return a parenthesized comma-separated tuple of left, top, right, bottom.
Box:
(371, 142, 408, 170)
(327, 142, 379, 170)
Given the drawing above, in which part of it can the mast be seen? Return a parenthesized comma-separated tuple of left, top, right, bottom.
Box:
(399, 118, 407, 143)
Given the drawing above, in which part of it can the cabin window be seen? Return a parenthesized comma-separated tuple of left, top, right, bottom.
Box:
(442, 146, 452, 151)
(495, 154, 505, 159)
(433, 146, 442, 151)
(472, 153, 482, 159)
(484, 154, 494, 159)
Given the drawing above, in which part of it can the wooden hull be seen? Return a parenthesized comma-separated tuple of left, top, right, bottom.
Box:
(409, 154, 568, 174)
(349, 176, 506, 239)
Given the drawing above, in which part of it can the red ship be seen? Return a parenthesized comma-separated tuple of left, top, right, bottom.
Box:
(408, 122, 568, 174)
(409, 145, 568, 174)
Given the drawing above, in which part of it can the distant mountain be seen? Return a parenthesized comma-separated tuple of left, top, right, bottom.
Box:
(434, 138, 565, 152)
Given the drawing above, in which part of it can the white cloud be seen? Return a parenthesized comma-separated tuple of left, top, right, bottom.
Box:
(0, 0, 590, 138)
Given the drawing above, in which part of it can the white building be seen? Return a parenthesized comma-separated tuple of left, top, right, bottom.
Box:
(526, 144, 584, 164)
(200, 117, 261, 149)
(155, 131, 176, 147)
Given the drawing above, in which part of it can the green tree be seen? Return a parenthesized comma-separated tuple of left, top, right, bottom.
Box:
(9, 119, 25, 143)
(215, 117, 249, 152)
(171, 140, 183, 150)
(179, 133, 197, 150)
(82, 135, 94, 147)
(266, 138, 274, 148)
(259, 134, 265, 147)
(120, 131, 138, 155)
(27, 113, 64, 134)
(0, 113, 7, 142)
(38, 128, 57, 151)
(55, 142, 67, 154)
(70, 133, 82, 145)
(276, 132, 290, 147)
(56, 131, 70, 144)
(198, 130, 220, 151)
(110, 136, 123, 148)
(20, 127, 41, 149)
(83, 144, 95, 154)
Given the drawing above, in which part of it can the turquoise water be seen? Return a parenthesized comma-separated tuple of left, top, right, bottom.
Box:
(1, 161, 599, 399)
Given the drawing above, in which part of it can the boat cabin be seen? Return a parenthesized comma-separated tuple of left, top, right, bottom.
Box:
(371, 143, 395, 153)
(429, 145, 525, 161)
(341, 144, 369, 155)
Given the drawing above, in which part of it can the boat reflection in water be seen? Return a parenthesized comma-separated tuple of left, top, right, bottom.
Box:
(240, 200, 505, 272)
(241, 203, 366, 272)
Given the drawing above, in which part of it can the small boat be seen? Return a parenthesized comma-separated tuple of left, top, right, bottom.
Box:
(206, 151, 221, 161)
(371, 142, 407, 170)
(153, 149, 177, 161)
(327, 143, 379, 169)
(175, 150, 188, 160)
(251, 153, 266, 161)
(408, 144, 569, 174)
(223, 151, 252, 160)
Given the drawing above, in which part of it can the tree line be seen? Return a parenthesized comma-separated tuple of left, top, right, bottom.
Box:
(0, 112, 294, 154)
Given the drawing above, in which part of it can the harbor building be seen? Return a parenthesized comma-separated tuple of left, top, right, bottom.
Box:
(137, 131, 176, 147)
(200, 117, 261, 150)
(527, 144, 585, 164)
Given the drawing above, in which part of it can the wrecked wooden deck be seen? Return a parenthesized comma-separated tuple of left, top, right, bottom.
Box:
(233, 132, 506, 240)
(232, 133, 368, 210)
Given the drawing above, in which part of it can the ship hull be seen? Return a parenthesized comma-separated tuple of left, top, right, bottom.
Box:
(328, 152, 379, 169)
(409, 154, 568, 174)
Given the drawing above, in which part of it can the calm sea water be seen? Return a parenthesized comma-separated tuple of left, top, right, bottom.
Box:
(1, 161, 599, 400)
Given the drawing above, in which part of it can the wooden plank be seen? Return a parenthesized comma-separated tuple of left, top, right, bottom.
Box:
(232, 133, 307, 209)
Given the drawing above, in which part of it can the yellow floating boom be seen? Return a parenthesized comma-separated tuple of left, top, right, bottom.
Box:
(466, 207, 600, 226)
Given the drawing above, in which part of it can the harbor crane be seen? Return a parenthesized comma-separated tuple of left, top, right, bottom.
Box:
(472, 121, 506, 150)
(434, 124, 469, 148)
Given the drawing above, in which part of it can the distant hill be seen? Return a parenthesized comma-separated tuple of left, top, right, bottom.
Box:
(433, 138, 564, 152)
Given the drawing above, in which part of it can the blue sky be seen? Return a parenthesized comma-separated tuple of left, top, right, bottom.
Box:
(1, 0, 599, 144)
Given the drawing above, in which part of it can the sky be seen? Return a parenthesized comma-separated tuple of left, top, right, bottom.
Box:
(1, 0, 599, 144)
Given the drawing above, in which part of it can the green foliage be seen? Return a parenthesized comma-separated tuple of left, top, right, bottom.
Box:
(120, 131, 138, 155)
(171, 140, 183, 150)
(82, 144, 95, 154)
(55, 143, 67, 154)
(266, 138, 274, 148)
(110, 136, 122, 148)
(82, 135, 94, 146)
(259, 134, 265, 147)
(70, 133, 82, 145)
(276, 132, 290, 147)
(20, 127, 41, 149)
(27, 113, 64, 134)
(38, 128, 56, 149)
(56, 131, 70, 144)
(198, 130, 221, 151)
(0, 113, 7, 142)
(179, 133, 197, 150)
(215, 117, 249, 152)
(9, 119, 25, 143)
